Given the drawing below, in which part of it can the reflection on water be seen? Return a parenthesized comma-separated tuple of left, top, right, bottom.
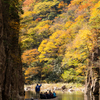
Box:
(84, 93, 99, 100)
(25, 91, 36, 99)
(57, 92, 84, 100)
(25, 91, 84, 100)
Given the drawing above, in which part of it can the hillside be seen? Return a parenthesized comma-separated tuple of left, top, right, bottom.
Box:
(20, 0, 100, 84)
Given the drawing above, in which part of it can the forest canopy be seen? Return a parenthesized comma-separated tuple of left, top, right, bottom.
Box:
(20, 0, 100, 84)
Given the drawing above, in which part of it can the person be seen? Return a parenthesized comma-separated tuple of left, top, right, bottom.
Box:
(40, 92, 44, 99)
(49, 90, 53, 98)
(45, 91, 50, 99)
(40, 92, 47, 99)
(35, 84, 42, 99)
(53, 91, 56, 98)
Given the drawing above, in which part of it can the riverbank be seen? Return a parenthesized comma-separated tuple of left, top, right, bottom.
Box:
(24, 83, 85, 93)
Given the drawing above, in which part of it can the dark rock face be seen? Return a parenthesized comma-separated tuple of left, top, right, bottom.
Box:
(0, 0, 24, 100)
(85, 47, 100, 100)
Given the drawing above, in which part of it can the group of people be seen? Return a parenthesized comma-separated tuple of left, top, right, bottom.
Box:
(40, 91, 56, 99)
(35, 84, 56, 99)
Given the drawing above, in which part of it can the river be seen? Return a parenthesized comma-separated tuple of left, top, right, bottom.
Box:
(25, 91, 84, 100)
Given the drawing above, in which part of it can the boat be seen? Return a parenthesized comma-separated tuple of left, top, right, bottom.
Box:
(34, 97, 58, 100)
(25, 97, 58, 100)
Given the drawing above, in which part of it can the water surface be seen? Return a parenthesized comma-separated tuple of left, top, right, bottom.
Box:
(25, 91, 84, 100)
(58, 92, 84, 100)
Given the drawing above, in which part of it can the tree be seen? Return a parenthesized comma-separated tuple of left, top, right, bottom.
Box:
(21, 0, 100, 84)
(0, 0, 24, 99)
(22, 49, 39, 65)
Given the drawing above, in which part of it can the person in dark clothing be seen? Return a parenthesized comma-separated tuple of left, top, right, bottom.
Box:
(40, 92, 44, 99)
(40, 92, 47, 99)
(44, 92, 47, 99)
(49, 90, 53, 98)
(35, 84, 42, 99)
(45, 92, 50, 99)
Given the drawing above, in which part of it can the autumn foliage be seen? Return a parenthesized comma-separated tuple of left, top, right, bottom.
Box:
(22, 49, 39, 65)
(36, 18, 42, 21)
(20, 0, 100, 84)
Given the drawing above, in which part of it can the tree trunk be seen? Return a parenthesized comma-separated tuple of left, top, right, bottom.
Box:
(0, 0, 24, 100)
(85, 47, 100, 100)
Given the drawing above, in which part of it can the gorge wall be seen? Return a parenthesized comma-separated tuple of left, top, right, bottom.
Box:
(0, 0, 24, 100)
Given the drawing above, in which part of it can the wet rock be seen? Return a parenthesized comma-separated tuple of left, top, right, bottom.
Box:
(68, 89, 74, 93)
(26, 87, 31, 91)
(61, 85, 66, 90)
